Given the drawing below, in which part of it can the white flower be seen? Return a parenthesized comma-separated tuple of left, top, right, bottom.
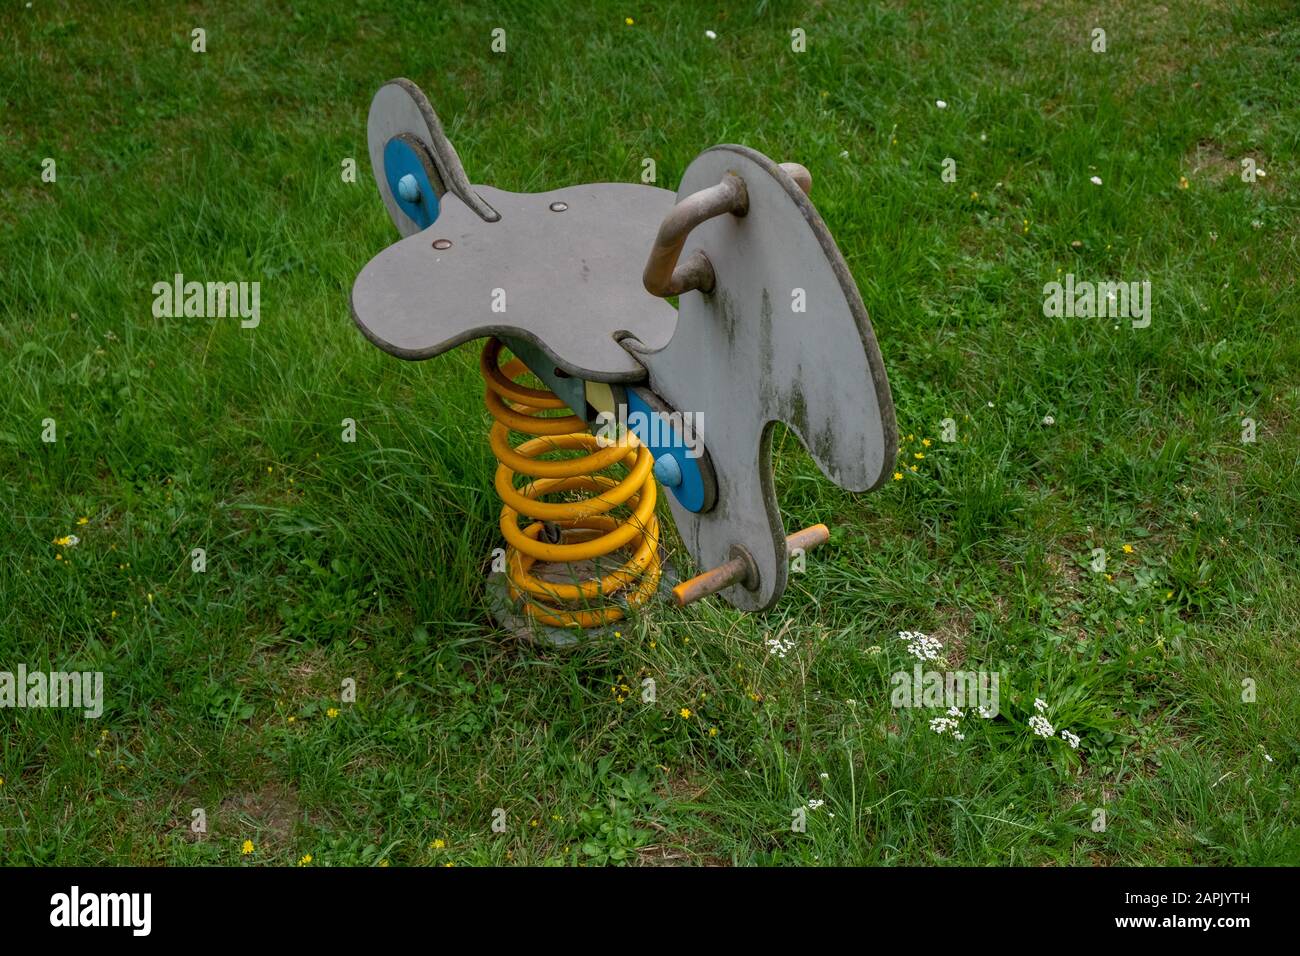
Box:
(1257, 169, 1267, 178)
(1060, 729, 1081, 749)
(819, 772, 829, 780)
(1090, 175, 1103, 186)
(977, 705, 993, 719)
(1251, 219, 1262, 229)
(704, 29, 717, 40)
(839, 149, 849, 158)
(765, 633, 796, 658)
(1029, 714, 1055, 738)
(899, 630, 942, 661)
(930, 709, 966, 739)
(929, 716, 958, 735)
(979, 132, 987, 142)
(808, 798, 824, 810)
(1033, 697, 1048, 713)
(1264, 753, 1274, 763)
(1042, 415, 1055, 426)
(935, 99, 948, 109)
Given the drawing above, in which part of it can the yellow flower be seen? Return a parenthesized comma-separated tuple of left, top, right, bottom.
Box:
(326, 707, 340, 719)
(1179, 176, 1189, 189)
(0, 777, 4, 786)
(625, 17, 634, 25)
(77, 516, 89, 525)
(242, 840, 255, 855)
(1122, 543, 1134, 554)
(53, 536, 74, 546)
(909, 465, 918, 472)
(298, 854, 313, 866)
(922, 439, 931, 447)
(443, 862, 455, 867)
(431, 839, 446, 849)
(679, 708, 692, 719)
(613, 631, 622, 638)
(110, 610, 118, 619)
(708, 727, 719, 737)
(914, 452, 924, 459)
(379, 859, 389, 867)
(1165, 590, 1174, 600)
(649, 641, 656, 649)
(970, 191, 979, 200)
(287, 716, 296, 723)
(893, 472, 903, 481)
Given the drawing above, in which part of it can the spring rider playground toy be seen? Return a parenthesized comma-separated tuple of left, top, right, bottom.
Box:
(350, 79, 897, 640)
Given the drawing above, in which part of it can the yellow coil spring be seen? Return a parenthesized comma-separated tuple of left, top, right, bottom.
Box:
(480, 338, 662, 628)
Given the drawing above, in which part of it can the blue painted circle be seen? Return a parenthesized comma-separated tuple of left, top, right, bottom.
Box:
(383, 137, 440, 230)
(625, 391, 707, 512)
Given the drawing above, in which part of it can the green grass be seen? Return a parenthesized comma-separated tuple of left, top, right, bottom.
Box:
(2, 0, 1298, 866)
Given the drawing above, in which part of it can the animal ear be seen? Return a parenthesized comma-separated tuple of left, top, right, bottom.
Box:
(367, 78, 499, 236)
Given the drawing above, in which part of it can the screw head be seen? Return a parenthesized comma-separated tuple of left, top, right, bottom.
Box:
(548, 201, 568, 212)
(432, 238, 452, 250)
(397, 174, 421, 203)
(653, 453, 683, 488)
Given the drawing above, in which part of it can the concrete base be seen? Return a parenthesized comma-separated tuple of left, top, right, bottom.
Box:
(485, 542, 678, 648)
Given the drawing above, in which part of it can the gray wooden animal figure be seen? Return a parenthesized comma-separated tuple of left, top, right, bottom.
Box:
(351, 78, 897, 636)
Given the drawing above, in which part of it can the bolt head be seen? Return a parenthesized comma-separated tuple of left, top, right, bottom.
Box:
(653, 454, 683, 488)
(397, 174, 421, 203)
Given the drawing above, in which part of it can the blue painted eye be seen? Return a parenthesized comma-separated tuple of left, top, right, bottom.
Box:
(625, 391, 708, 513)
(383, 138, 441, 230)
